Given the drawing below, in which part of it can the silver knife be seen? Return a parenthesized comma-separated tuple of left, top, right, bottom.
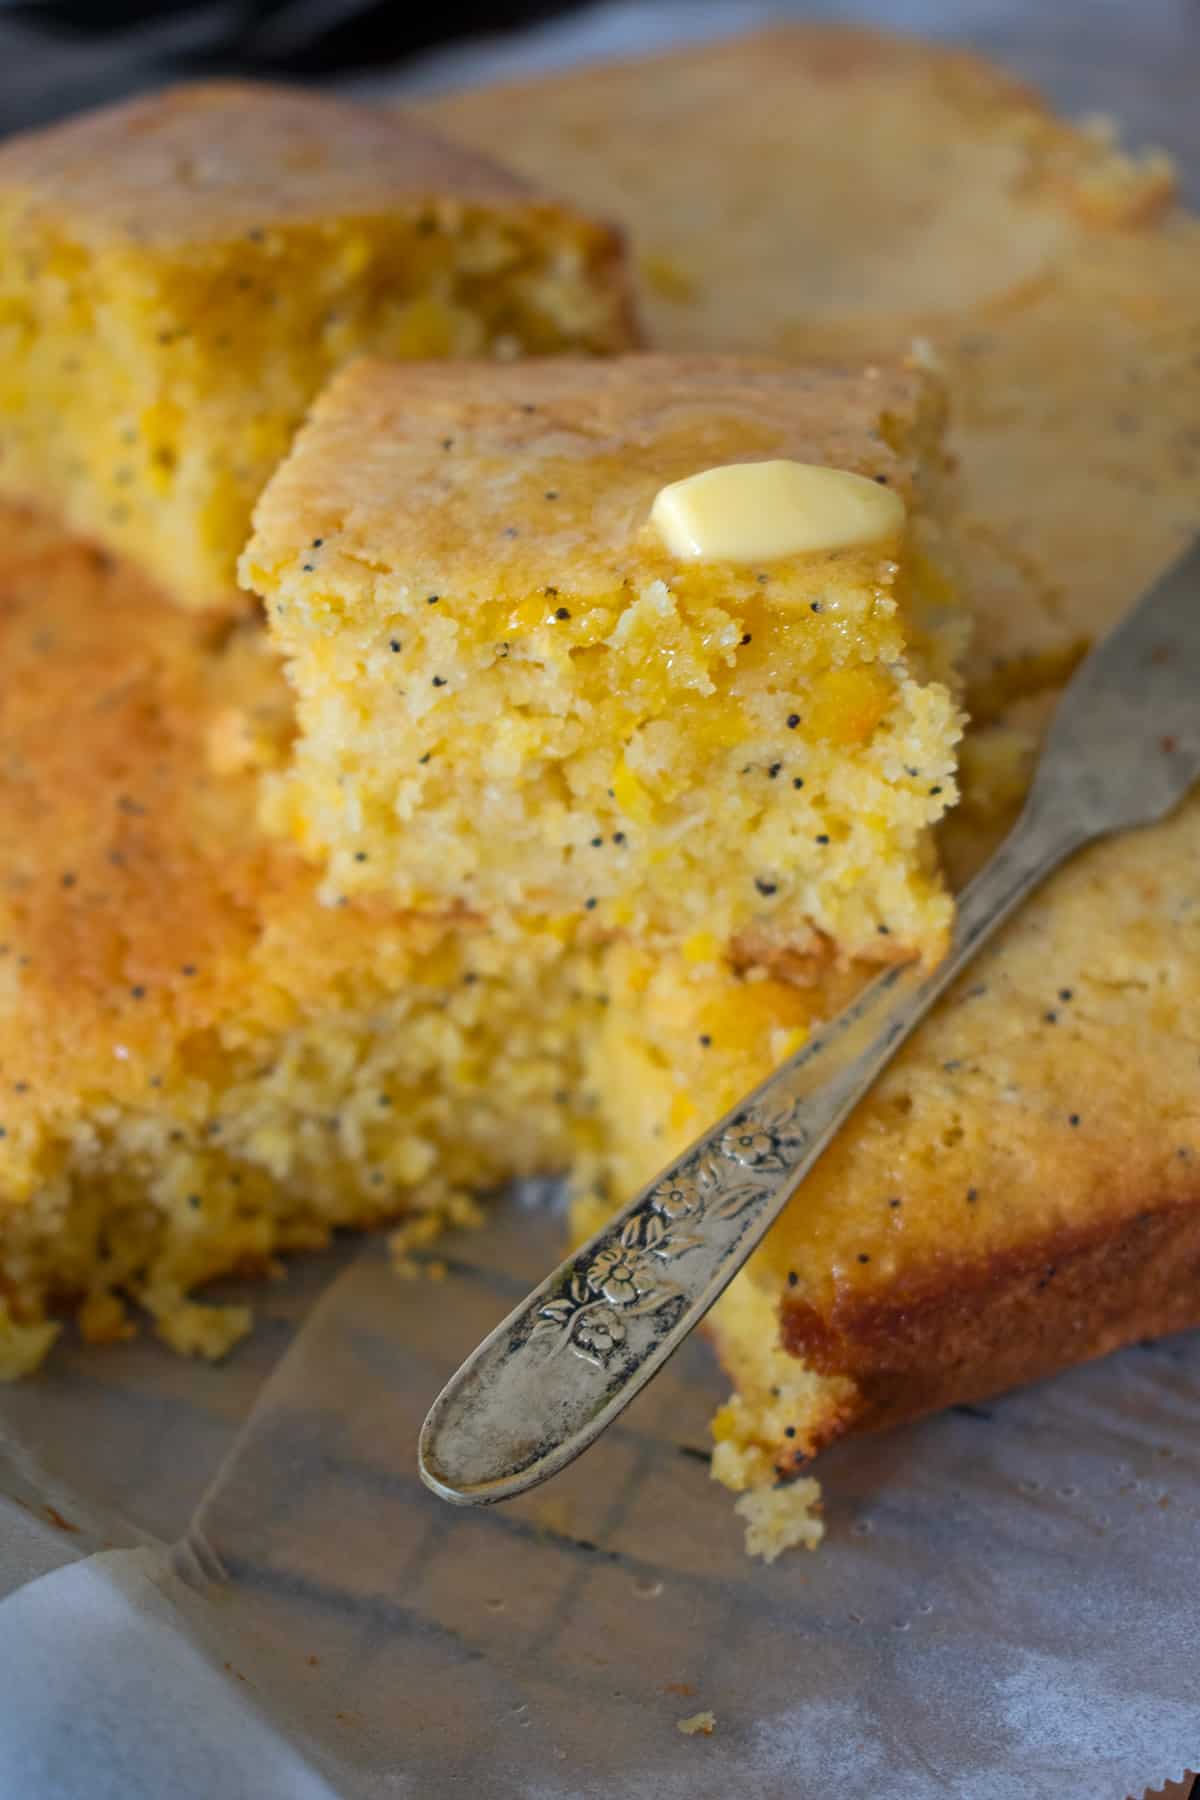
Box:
(420, 536, 1200, 1506)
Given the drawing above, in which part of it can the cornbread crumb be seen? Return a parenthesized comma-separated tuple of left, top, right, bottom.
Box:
(388, 1193, 483, 1279)
(77, 1290, 136, 1346)
(676, 1712, 716, 1737)
(1050, 115, 1176, 226)
(735, 1484, 824, 1563)
(0, 1301, 60, 1381)
(0, 81, 633, 609)
(247, 353, 965, 964)
(148, 1294, 254, 1362)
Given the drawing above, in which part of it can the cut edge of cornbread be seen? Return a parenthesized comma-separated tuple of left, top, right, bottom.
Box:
(244, 350, 967, 969)
(0, 508, 606, 1374)
(0, 80, 637, 610)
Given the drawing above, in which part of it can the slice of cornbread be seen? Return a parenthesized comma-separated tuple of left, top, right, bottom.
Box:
(243, 352, 965, 966)
(0, 507, 603, 1378)
(441, 28, 1200, 1496)
(0, 82, 634, 613)
(577, 814, 1200, 1491)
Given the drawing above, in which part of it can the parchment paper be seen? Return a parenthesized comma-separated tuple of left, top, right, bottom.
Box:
(2, 7, 1198, 1796)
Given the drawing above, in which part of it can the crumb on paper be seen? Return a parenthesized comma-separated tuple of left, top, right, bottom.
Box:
(388, 1192, 484, 1279)
(144, 1290, 252, 1361)
(735, 1480, 824, 1563)
(0, 1299, 60, 1380)
(78, 1289, 136, 1346)
(396, 1255, 449, 1283)
(676, 1711, 715, 1737)
(711, 1426, 775, 1493)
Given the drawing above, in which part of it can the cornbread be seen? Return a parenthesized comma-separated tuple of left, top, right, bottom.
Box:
(243, 353, 965, 965)
(577, 824, 1200, 1491)
(0, 507, 603, 1377)
(439, 30, 1200, 1495)
(0, 82, 634, 613)
(3, 22, 1200, 1573)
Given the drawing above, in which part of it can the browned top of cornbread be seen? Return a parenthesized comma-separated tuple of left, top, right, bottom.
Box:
(0, 79, 581, 249)
(765, 796, 1200, 1313)
(753, 781, 1200, 1463)
(244, 351, 931, 605)
(0, 508, 466, 1161)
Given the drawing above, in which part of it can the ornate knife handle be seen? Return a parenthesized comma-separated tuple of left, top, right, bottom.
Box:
(419, 804, 1084, 1506)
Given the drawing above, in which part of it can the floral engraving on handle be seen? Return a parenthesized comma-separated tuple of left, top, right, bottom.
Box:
(529, 1094, 808, 1368)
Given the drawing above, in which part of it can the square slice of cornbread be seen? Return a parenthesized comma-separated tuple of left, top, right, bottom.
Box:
(0, 82, 634, 612)
(0, 507, 603, 1377)
(244, 353, 965, 966)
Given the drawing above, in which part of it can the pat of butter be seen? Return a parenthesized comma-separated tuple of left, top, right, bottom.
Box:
(650, 460, 905, 562)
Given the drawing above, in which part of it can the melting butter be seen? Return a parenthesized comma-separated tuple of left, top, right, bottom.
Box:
(650, 459, 905, 562)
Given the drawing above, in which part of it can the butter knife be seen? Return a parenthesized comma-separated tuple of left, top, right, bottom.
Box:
(420, 536, 1200, 1506)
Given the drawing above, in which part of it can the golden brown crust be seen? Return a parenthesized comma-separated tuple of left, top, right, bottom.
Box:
(0, 502, 552, 1156)
(0, 79, 572, 244)
(0, 80, 638, 349)
(0, 516, 289, 1117)
(776, 1192, 1200, 1462)
(245, 351, 930, 600)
